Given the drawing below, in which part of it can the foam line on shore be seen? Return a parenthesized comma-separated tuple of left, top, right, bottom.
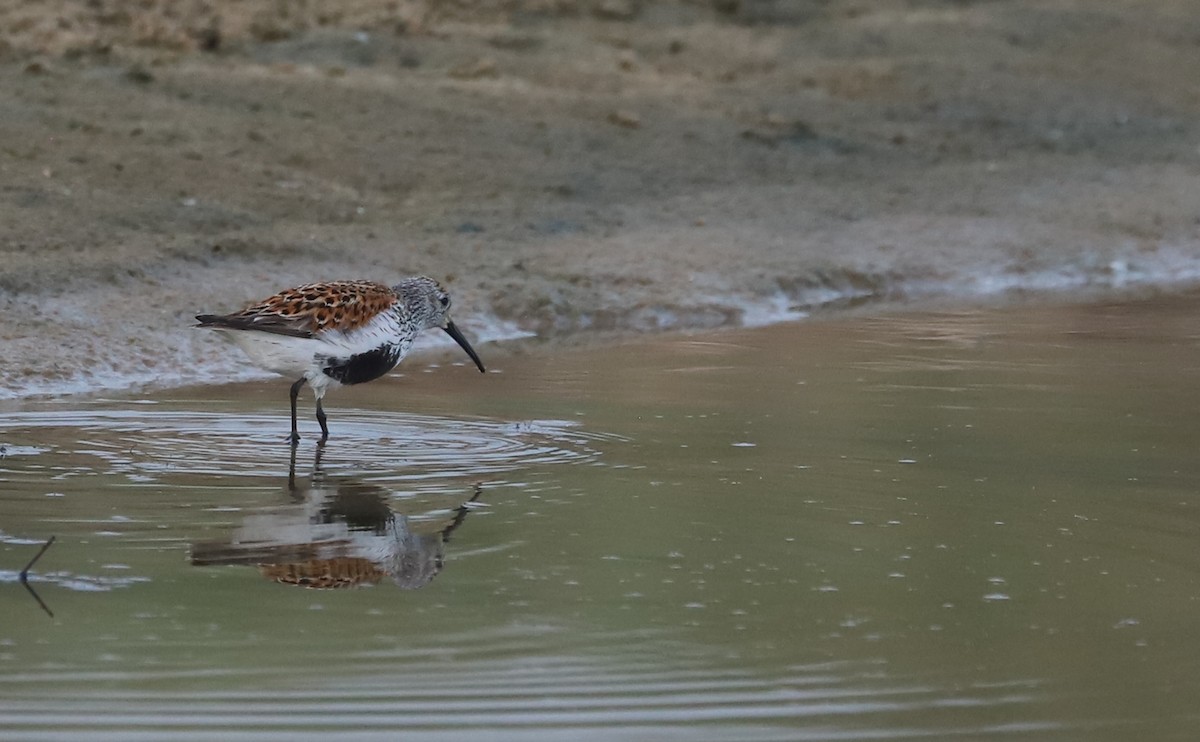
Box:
(2, 253, 1199, 402)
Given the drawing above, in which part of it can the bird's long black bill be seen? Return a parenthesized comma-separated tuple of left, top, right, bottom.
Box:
(444, 321, 486, 373)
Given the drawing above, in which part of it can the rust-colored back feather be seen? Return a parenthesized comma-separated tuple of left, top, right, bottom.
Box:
(258, 557, 386, 589)
(198, 280, 399, 336)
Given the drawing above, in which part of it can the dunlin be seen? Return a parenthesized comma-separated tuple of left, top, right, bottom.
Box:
(196, 276, 485, 443)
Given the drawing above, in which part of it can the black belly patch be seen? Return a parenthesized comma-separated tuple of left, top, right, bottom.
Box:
(322, 345, 402, 386)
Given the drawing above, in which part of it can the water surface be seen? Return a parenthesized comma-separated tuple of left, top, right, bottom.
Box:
(3, 294, 1200, 740)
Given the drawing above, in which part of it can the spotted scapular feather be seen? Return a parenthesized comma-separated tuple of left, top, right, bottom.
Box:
(196, 280, 401, 338)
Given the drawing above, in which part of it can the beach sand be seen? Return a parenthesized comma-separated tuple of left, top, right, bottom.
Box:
(1, 0, 1198, 397)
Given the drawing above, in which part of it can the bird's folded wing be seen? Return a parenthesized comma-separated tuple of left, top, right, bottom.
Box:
(195, 313, 316, 338)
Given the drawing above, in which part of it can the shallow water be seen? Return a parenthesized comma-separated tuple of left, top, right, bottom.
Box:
(3, 293, 1200, 740)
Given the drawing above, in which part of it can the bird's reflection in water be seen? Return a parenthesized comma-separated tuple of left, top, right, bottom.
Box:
(190, 446, 482, 589)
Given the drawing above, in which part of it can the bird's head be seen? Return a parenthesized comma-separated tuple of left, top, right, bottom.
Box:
(394, 276, 486, 373)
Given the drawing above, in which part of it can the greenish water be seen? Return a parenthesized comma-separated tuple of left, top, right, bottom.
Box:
(3, 294, 1200, 740)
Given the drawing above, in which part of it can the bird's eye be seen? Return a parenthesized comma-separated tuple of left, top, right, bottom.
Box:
(438, 294, 451, 308)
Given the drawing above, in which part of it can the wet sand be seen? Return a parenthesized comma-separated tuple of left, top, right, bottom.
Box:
(1, 1, 1199, 397)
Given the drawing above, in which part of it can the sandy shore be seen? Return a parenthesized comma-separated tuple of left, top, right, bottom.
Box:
(1, 0, 1198, 398)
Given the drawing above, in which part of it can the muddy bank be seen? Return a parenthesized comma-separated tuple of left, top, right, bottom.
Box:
(1, 1, 1199, 397)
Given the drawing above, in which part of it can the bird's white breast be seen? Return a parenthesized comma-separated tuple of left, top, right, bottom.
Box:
(215, 308, 418, 381)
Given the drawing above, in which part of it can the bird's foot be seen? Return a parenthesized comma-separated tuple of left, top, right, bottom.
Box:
(288, 432, 301, 446)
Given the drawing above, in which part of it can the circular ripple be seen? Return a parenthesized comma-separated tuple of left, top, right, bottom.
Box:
(0, 409, 617, 483)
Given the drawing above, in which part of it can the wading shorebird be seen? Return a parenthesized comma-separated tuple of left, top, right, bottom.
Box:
(196, 276, 485, 444)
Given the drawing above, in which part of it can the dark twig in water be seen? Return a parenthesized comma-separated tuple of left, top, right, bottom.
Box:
(22, 579, 54, 618)
(20, 535, 55, 578)
(19, 536, 56, 618)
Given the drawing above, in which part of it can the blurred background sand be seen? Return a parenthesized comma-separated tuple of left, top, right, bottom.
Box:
(0, 0, 1198, 397)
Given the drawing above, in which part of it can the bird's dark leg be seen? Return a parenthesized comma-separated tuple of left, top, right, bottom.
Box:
(289, 377, 306, 445)
(315, 397, 330, 442)
(287, 441, 300, 495)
